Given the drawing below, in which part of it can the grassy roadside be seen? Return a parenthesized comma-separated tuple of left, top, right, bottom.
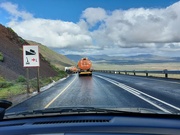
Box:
(0, 52, 3, 62)
(0, 83, 26, 99)
(0, 70, 67, 100)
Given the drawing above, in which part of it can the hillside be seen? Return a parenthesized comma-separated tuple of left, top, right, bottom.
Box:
(0, 24, 58, 80)
(26, 40, 75, 70)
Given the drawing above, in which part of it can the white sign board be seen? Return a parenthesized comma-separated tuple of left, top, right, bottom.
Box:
(23, 45, 40, 67)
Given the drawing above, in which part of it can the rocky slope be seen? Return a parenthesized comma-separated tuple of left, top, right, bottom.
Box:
(0, 24, 58, 80)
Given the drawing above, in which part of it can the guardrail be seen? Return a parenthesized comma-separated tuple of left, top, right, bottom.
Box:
(94, 69, 180, 78)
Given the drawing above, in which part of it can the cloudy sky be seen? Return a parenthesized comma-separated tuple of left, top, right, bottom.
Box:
(0, 0, 180, 56)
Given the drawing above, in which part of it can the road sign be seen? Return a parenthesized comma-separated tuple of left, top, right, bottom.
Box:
(23, 45, 40, 67)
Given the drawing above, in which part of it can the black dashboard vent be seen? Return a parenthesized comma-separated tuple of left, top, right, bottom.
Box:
(0, 123, 25, 127)
(33, 119, 109, 125)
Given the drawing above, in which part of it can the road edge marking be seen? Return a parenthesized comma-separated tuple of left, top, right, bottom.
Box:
(44, 76, 77, 108)
(95, 75, 180, 113)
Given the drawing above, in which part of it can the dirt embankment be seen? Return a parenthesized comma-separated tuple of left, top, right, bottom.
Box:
(0, 24, 58, 80)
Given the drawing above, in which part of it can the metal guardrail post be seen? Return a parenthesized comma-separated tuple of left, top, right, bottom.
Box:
(133, 70, 136, 76)
(164, 69, 168, 78)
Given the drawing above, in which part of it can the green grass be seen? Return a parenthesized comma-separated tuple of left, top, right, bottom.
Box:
(0, 76, 25, 99)
(16, 75, 26, 83)
(27, 70, 67, 92)
(29, 77, 54, 91)
(0, 76, 5, 82)
(0, 81, 13, 88)
(7, 27, 16, 33)
(0, 83, 26, 99)
(0, 76, 13, 88)
(0, 52, 4, 62)
(0, 69, 67, 100)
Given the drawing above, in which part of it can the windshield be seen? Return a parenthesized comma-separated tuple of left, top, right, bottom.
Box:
(0, 0, 180, 116)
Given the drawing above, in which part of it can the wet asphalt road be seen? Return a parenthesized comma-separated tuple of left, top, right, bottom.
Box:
(7, 72, 180, 114)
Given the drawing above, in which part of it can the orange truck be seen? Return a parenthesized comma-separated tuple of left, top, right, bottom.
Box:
(77, 58, 92, 76)
(70, 66, 78, 73)
(65, 66, 78, 74)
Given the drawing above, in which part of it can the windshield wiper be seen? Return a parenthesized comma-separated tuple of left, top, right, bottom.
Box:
(5, 107, 167, 118)
(5, 107, 129, 117)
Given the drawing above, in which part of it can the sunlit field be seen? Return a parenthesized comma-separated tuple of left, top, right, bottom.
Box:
(93, 62, 180, 79)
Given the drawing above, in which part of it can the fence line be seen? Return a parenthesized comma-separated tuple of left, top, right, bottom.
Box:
(94, 69, 180, 78)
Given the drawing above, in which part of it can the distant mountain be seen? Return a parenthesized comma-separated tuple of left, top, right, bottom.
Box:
(65, 55, 83, 62)
(65, 54, 111, 62)
(65, 54, 180, 65)
(127, 54, 154, 58)
(88, 55, 111, 61)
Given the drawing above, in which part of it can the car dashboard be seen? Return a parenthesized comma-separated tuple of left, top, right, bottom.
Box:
(0, 113, 180, 135)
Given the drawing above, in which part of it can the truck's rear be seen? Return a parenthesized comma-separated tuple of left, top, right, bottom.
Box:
(77, 58, 92, 76)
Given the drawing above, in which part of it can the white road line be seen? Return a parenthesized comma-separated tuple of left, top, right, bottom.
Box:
(44, 76, 77, 109)
(122, 85, 180, 111)
(96, 75, 180, 113)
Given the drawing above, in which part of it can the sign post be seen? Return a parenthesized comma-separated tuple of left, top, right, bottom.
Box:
(23, 45, 40, 93)
(37, 67, 40, 93)
(26, 68, 30, 93)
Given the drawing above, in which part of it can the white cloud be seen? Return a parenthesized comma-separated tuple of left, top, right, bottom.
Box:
(87, 2, 180, 48)
(1, 1, 180, 56)
(81, 7, 107, 27)
(0, 2, 93, 50)
(8, 19, 93, 48)
(0, 2, 33, 21)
